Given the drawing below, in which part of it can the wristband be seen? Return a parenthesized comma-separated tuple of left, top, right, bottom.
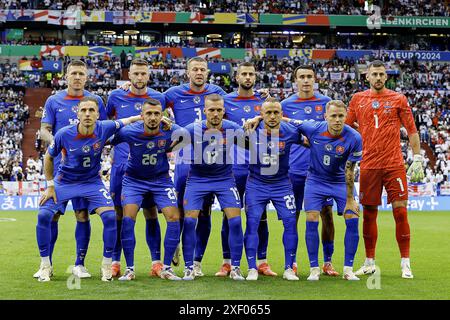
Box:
(413, 154, 423, 162)
(47, 180, 54, 187)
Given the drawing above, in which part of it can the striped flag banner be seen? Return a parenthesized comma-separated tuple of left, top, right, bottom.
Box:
(135, 47, 160, 57)
(33, 10, 48, 21)
(195, 48, 221, 59)
(282, 14, 307, 25)
(237, 13, 258, 24)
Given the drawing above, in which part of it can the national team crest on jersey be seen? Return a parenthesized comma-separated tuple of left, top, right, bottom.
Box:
(147, 141, 155, 149)
(158, 139, 166, 148)
(72, 105, 78, 113)
(93, 142, 101, 151)
(268, 141, 275, 149)
(336, 145, 345, 154)
(325, 144, 333, 152)
(193, 96, 201, 104)
(82, 145, 91, 153)
(315, 105, 323, 112)
(244, 105, 251, 113)
(304, 106, 312, 114)
(372, 101, 380, 109)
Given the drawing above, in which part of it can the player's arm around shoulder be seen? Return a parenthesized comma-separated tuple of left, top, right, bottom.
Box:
(344, 159, 360, 217)
(168, 124, 190, 152)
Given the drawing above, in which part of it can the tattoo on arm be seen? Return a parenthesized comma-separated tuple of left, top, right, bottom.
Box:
(345, 161, 357, 198)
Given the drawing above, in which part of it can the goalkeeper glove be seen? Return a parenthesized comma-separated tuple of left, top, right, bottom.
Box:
(407, 154, 425, 182)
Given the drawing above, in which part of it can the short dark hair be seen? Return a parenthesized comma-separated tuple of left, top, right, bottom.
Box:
(143, 98, 162, 108)
(130, 58, 149, 67)
(293, 64, 315, 79)
(237, 62, 255, 74)
(368, 60, 385, 69)
(78, 96, 99, 110)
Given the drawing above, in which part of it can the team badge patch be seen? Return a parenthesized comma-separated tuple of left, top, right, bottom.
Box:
(134, 103, 142, 111)
(254, 105, 261, 112)
(325, 144, 333, 152)
(372, 101, 380, 109)
(193, 96, 201, 104)
(158, 139, 166, 148)
(71, 105, 78, 113)
(268, 141, 275, 149)
(82, 145, 90, 153)
(93, 142, 101, 151)
(336, 145, 345, 154)
(147, 141, 155, 149)
(315, 105, 323, 112)
(304, 106, 312, 114)
(244, 105, 251, 113)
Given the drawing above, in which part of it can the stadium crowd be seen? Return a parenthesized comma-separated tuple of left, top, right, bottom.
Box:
(0, 49, 449, 189)
(2, 0, 449, 17)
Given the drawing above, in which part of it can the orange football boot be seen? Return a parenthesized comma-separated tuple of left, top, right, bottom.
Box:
(322, 262, 340, 276)
(111, 262, 121, 278)
(150, 262, 163, 277)
(215, 263, 231, 277)
(257, 262, 278, 276)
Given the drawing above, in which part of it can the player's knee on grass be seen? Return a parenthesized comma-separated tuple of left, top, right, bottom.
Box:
(162, 206, 180, 222)
(306, 210, 320, 222)
(122, 204, 140, 221)
(74, 210, 89, 222)
(392, 200, 408, 209)
(185, 210, 200, 219)
(224, 208, 241, 219)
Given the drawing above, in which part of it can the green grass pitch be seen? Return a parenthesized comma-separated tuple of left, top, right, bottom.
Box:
(0, 210, 449, 300)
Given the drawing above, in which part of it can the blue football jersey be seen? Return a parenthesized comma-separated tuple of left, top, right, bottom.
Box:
(106, 88, 166, 166)
(288, 119, 363, 183)
(224, 92, 263, 168)
(110, 121, 183, 180)
(49, 120, 123, 183)
(42, 89, 107, 134)
(184, 120, 243, 178)
(281, 93, 331, 176)
(248, 121, 302, 183)
(164, 83, 226, 127)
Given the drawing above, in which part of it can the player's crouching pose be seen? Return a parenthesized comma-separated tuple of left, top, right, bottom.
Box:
(109, 98, 182, 281)
(285, 100, 363, 281)
(35, 97, 141, 282)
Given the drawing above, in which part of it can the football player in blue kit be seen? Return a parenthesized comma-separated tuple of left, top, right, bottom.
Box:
(106, 58, 166, 278)
(109, 99, 182, 281)
(243, 97, 302, 281)
(217, 62, 276, 278)
(36, 97, 141, 282)
(285, 100, 363, 281)
(173, 94, 246, 281)
(164, 57, 227, 276)
(281, 65, 339, 276)
(35, 60, 107, 280)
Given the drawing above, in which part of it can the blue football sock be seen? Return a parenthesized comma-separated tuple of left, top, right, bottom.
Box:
(282, 217, 298, 269)
(163, 221, 180, 266)
(322, 241, 334, 263)
(305, 221, 320, 268)
(146, 218, 161, 262)
(194, 214, 211, 262)
(228, 216, 243, 267)
(75, 220, 91, 266)
(344, 218, 359, 267)
(112, 218, 122, 262)
(221, 215, 231, 259)
(100, 210, 117, 259)
(49, 220, 58, 264)
(36, 208, 54, 258)
(257, 218, 269, 260)
(181, 217, 196, 268)
(121, 216, 136, 268)
(244, 217, 259, 270)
